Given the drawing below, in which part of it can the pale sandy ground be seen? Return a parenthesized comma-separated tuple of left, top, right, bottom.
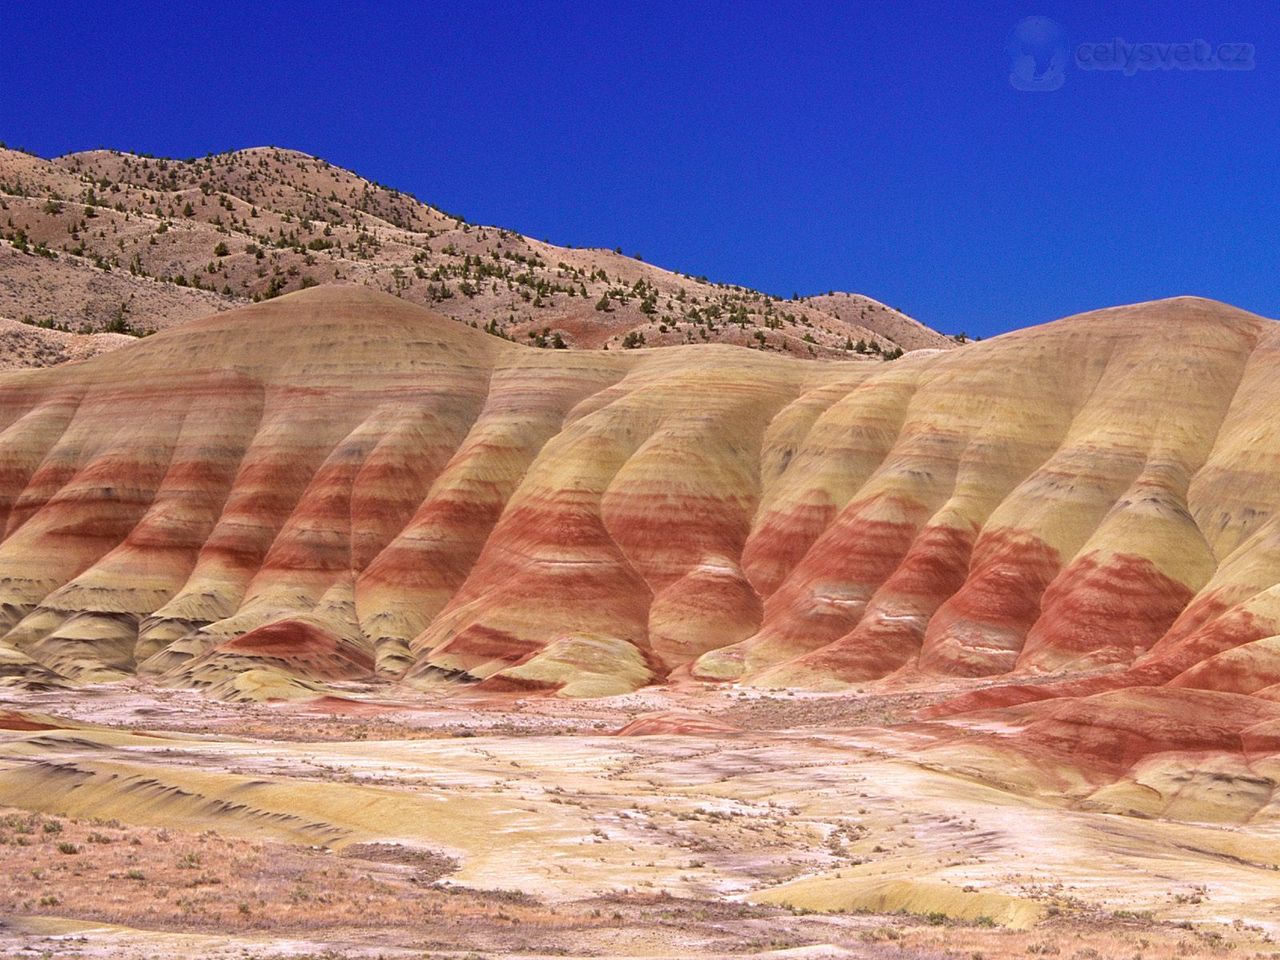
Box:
(1, 681, 1277, 959)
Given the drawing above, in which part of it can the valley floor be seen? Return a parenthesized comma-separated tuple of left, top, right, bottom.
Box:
(0, 682, 1276, 959)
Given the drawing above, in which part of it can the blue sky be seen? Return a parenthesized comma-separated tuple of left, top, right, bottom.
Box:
(1, 1, 1275, 337)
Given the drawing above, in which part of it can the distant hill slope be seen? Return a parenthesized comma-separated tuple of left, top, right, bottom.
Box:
(0, 316, 131, 369)
(801, 292, 957, 351)
(0, 144, 958, 366)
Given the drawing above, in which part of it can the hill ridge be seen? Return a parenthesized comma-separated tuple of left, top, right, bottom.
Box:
(0, 144, 957, 369)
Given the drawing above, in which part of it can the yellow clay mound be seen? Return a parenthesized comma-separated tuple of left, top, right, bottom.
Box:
(752, 875, 1045, 929)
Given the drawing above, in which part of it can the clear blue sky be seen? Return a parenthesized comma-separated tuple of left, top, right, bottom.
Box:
(2, 1, 1275, 337)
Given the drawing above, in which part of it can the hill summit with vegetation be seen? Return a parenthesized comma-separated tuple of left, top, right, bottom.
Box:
(0, 144, 959, 367)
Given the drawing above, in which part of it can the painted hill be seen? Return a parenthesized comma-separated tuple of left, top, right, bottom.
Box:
(0, 145, 957, 366)
(4, 286, 1280, 818)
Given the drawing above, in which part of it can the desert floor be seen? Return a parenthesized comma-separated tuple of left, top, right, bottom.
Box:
(1, 681, 1277, 959)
